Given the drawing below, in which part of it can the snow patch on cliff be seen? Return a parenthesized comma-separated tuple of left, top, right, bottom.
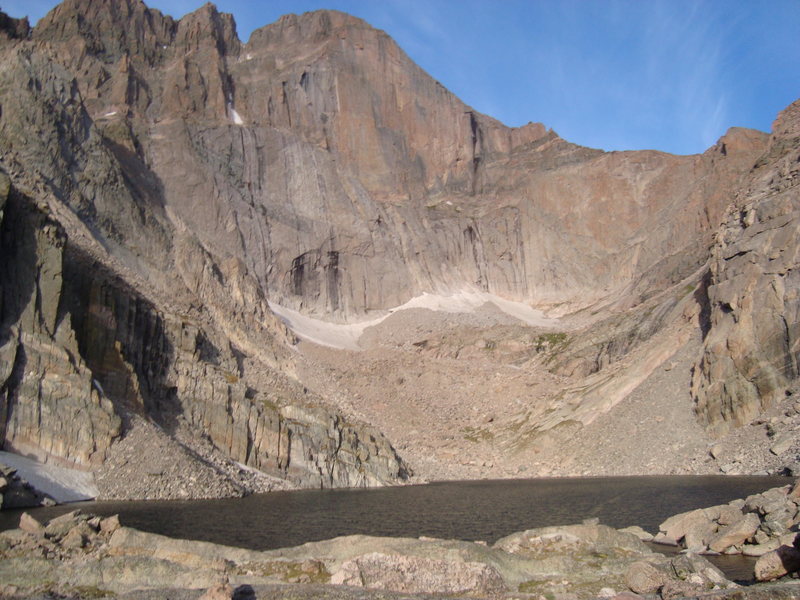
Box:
(228, 105, 244, 125)
(268, 303, 384, 350)
(0, 451, 97, 502)
(269, 291, 560, 351)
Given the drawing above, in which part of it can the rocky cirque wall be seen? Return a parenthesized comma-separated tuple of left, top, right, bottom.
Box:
(0, 176, 121, 467)
(0, 171, 407, 488)
(28, 0, 767, 320)
(0, 5, 408, 489)
(693, 100, 800, 435)
(0, 0, 797, 487)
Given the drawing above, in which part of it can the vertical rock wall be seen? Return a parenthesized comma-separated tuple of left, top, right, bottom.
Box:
(0, 171, 407, 486)
(693, 101, 800, 435)
(1, 0, 797, 469)
(0, 182, 121, 467)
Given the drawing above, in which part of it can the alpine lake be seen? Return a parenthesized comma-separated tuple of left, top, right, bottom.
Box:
(0, 475, 791, 583)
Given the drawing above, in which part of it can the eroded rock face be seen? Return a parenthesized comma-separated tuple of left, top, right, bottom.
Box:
(19, 0, 768, 321)
(0, 1, 409, 489)
(0, 189, 407, 487)
(0, 0, 795, 487)
(693, 100, 800, 435)
(0, 187, 122, 467)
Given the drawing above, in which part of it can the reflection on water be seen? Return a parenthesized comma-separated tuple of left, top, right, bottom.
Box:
(1, 475, 788, 554)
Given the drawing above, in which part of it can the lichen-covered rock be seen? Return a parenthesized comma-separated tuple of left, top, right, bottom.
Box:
(330, 552, 507, 596)
(0, 512, 747, 600)
(625, 560, 666, 594)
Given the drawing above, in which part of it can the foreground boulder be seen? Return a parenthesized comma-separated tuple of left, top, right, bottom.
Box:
(330, 552, 507, 595)
(13, 506, 800, 598)
(755, 544, 800, 581)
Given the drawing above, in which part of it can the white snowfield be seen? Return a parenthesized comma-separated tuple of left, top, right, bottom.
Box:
(269, 291, 560, 351)
(268, 302, 385, 350)
(230, 106, 244, 125)
(0, 451, 98, 503)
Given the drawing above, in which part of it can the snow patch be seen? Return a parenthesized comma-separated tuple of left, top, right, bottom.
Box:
(269, 302, 384, 351)
(269, 291, 560, 351)
(229, 105, 244, 125)
(0, 451, 98, 503)
(394, 291, 557, 327)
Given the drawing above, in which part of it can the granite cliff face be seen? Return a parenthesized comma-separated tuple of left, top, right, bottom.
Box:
(0, 168, 407, 489)
(0, 1, 410, 490)
(693, 100, 800, 436)
(0, 0, 797, 492)
(20, 0, 767, 319)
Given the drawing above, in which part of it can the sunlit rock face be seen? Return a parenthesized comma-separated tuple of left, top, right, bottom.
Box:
(0, 1, 411, 487)
(0, 0, 796, 488)
(692, 100, 800, 436)
(24, 0, 767, 320)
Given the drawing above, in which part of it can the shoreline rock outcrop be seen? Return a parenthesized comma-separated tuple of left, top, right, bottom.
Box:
(653, 480, 800, 583)
(0, 509, 747, 600)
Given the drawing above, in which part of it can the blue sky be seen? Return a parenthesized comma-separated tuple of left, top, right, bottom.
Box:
(3, 0, 799, 155)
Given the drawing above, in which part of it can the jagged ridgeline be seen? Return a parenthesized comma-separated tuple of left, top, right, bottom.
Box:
(0, 0, 798, 494)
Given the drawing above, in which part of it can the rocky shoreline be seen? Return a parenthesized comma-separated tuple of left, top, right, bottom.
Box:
(3, 483, 800, 599)
(653, 485, 799, 554)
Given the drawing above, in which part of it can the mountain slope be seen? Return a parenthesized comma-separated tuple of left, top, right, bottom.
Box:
(0, 0, 796, 495)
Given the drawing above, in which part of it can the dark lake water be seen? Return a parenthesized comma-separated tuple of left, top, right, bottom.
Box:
(1, 475, 789, 552)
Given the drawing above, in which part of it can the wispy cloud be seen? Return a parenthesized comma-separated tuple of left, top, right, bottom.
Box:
(637, 1, 732, 151)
